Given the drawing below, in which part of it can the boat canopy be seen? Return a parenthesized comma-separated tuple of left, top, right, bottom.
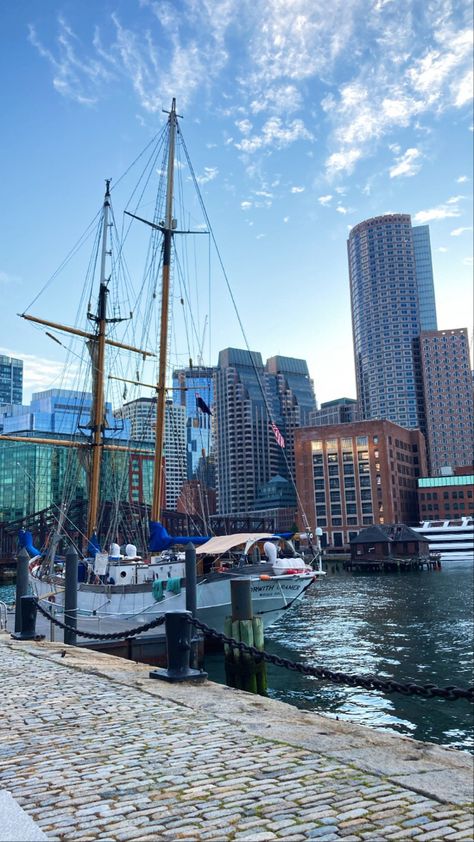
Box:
(195, 533, 282, 556)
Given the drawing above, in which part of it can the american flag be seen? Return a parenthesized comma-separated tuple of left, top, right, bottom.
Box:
(271, 421, 285, 448)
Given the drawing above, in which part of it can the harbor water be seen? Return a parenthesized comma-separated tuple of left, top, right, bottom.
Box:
(206, 560, 474, 753)
(2, 562, 473, 752)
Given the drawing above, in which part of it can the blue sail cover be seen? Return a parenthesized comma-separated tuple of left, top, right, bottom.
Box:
(18, 529, 42, 557)
(87, 532, 101, 557)
(149, 521, 209, 552)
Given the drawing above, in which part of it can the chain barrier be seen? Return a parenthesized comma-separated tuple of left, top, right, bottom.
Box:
(189, 617, 474, 702)
(35, 599, 166, 641)
(31, 600, 473, 701)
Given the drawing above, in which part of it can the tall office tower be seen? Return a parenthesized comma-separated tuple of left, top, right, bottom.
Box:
(419, 328, 474, 475)
(118, 396, 187, 509)
(348, 214, 437, 430)
(214, 348, 316, 516)
(172, 366, 214, 479)
(310, 397, 359, 426)
(412, 225, 438, 331)
(0, 355, 23, 404)
(265, 355, 316, 481)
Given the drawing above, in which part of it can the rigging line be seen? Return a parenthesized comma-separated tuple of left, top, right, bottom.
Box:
(15, 463, 87, 555)
(23, 209, 102, 314)
(180, 131, 314, 535)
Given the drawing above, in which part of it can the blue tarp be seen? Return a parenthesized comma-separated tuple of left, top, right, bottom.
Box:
(87, 532, 101, 557)
(149, 521, 209, 552)
(18, 529, 42, 557)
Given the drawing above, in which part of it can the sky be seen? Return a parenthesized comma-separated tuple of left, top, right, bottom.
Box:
(1, 0, 473, 409)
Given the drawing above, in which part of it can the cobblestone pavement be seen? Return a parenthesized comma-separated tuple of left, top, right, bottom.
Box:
(1, 637, 472, 842)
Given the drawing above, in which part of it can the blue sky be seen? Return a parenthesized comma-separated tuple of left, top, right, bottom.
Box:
(1, 0, 472, 407)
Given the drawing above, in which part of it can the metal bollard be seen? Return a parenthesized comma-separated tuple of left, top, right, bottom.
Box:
(64, 545, 78, 646)
(14, 548, 30, 634)
(11, 596, 44, 641)
(185, 543, 200, 669)
(149, 611, 207, 683)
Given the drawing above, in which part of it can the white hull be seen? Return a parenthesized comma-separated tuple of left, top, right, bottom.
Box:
(412, 517, 474, 563)
(30, 571, 316, 639)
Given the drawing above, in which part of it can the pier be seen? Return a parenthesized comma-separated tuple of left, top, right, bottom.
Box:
(1, 633, 473, 841)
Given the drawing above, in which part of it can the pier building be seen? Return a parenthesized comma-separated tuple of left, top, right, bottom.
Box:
(294, 419, 427, 548)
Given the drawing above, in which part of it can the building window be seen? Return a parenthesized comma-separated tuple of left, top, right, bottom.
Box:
(357, 436, 368, 446)
(311, 441, 323, 452)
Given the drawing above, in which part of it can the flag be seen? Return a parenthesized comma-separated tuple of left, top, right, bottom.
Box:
(271, 421, 285, 448)
(196, 394, 212, 415)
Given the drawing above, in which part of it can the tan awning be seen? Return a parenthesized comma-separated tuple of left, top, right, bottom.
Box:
(195, 533, 277, 555)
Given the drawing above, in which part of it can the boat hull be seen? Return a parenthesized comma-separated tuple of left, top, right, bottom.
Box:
(30, 571, 316, 640)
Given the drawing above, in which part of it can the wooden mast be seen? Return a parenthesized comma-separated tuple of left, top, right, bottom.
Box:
(86, 179, 111, 540)
(151, 98, 178, 522)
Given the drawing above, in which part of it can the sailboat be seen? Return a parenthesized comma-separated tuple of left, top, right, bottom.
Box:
(3, 100, 323, 657)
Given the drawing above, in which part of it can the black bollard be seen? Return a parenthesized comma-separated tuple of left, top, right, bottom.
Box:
(224, 579, 267, 694)
(14, 548, 30, 634)
(11, 596, 44, 641)
(64, 545, 78, 646)
(185, 543, 200, 669)
(149, 611, 207, 683)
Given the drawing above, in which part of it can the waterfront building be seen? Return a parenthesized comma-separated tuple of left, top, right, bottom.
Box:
(294, 420, 427, 547)
(419, 328, 474, 475)
(214, 348, 316, 516)
(0, 355, 23, 405)
(172, 366, 214, 480)
(310, 397, 359, 426)
(347, 214, 437, 430)
(0, 389, 157, 524)
(115, 397, 155, 443)
(418, 469, 474, 520)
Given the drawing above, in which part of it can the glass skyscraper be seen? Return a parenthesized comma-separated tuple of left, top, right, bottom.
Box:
(348, 214, 437, 430)
(0, 355, 23, 405)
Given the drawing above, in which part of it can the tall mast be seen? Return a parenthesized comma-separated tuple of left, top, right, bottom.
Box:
(151, 99, 178, 521)
(87, 180, 111, 539)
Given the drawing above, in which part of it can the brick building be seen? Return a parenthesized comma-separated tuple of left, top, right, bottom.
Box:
(295, 420, 427, 547)
(418, 470, 474, 521)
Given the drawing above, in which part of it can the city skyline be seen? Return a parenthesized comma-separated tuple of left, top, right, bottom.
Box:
(1, 1, 473, 407)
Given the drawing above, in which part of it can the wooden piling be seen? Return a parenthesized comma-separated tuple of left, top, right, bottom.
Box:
(224, 579, 267, 695)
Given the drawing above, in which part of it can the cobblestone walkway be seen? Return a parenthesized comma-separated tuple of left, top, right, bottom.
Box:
(1, 638, 472, 841)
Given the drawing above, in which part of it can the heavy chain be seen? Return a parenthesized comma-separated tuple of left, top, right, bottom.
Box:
(35, 600, 166, 641)
(189, 617, 474, 702)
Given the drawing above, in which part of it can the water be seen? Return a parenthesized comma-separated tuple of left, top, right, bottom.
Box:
(206, 561, 474, 753)
(2, 564, 472, 751)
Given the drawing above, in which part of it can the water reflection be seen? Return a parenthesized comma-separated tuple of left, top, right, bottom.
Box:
(207, 561, 473, 752)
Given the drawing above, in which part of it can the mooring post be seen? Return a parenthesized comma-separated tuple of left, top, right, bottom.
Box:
(149, 611, 207, 683)
(185, 544, 201, 669)
(14, 548, 30, 634)
(224, 578, 267, 694)
(64, 545, 78, 646)
(11, 595, 44, 641)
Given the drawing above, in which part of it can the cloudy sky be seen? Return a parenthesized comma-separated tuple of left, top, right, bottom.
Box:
(1, 0, 472, 406)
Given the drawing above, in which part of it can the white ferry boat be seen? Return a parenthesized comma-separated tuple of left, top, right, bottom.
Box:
(412, 517, 474, 561)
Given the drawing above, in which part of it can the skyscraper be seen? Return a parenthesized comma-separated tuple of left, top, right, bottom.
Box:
(348, 214, 437, 430)
(214, 348, 316, 516)
(172, 366, 214, 480)
(0, 355, 23, 405)
(419, 328, 474, 475)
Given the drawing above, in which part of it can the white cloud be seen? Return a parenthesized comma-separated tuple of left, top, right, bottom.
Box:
(436, 246, 448, 252)
(413, 202, 462, 223)
(318, 195, 333, 206)
(450, 226, 472, 236)
(291, 186, 305, 193)
(235, 117, 313, 153)
(283, 216, 289, 223)
(457, 175, 469, 183)
(236, 119, 252, 135)
(389, 147, 422, 178)
(0, 271, 21, 285)
(446, 194, 465, 204)
(0, 347, 80, 393)
(240, 201, 252, 210)
(336, 205, 349, 214)
(195, 167, 219, 185)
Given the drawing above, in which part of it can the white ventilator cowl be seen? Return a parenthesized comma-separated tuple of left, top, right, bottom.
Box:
(125, 544, 137, 558)
(109, 542, 120, 559)
(264, 541, 278, 563)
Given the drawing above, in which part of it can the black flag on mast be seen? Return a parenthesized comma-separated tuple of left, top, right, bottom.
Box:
(196, 394, 212, 415)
